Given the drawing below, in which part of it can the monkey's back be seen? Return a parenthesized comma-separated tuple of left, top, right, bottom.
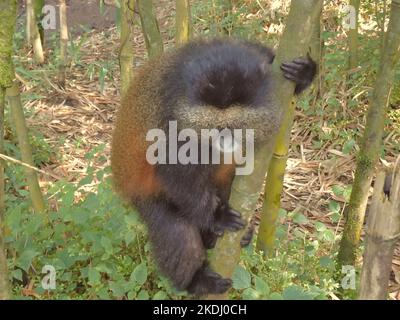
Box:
(111, 55, 169, 201)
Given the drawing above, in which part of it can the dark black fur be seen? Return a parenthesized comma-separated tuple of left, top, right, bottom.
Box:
(133, 39, 316, 295)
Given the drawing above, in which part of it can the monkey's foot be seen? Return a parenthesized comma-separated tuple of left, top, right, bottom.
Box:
(215, 208, 246, 232)
(240, 226, 254, 247)
(187, 265, 232, 296)
(280, 56, 316, 93)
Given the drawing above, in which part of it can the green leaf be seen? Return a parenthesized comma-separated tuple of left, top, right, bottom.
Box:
(88, 268, 101, 285)
(12, 269, 23, 281)
(242, 288, 261, 300)
(99, 67, 108, 94)
(124, 231, 136, 246)
(330, 211, 341, 223)
(137, 290, 150, 300)
(97, 287, 110, 300)
(254, 277, 270, 296)
(331, 185, 344, 197)
(71, 209, 90, 225)
(283, 285, 314, 300)
(100, 236, 113, 254)
(323, 229, 335, 242)
(125, 214, 139, 226)
(342, 139, 355, 154)
(78, 175, 94, 187)
(343, 186, 352, 202)
(269, 292, 283, 300)
(278, 208, 287, 219)
(305, 245, 316, 256)
(62, 186, 75, 207)
(232, 265, 251, 290)
(109, 281, 126, 298)
(315, 221, 326, 232)
(24, 214, 45, 235)
(319, 256, 334, 269)
(130, 262, 148, 286)
(328, 200, 340, 213)
(127, 290, 137, 300)
(293, 213, 308, 224)
(17, 250, 38, 272)
(153, 290, 168, 300)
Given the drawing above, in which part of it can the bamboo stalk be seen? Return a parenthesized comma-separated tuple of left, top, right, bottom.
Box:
(0, 87, 9, 300)
(137, 0, 164, 58)
(337, 0, 400, 269)
(6, 81, 46, 213)
(310, 2, 324, 99)
(256, 0, 324, 256)
(34, 0, 45, 45)
(208, 0, 324, 299)
(119, 0, 135, 96)
(26, 0, 32, 47)
(348, 0, 360, 69)
(256, 101, 295, 254)
(359, 168, 400, 300)
(0, 0, 18, 300)
(175, 0, 192, 45)
(26, 0, 45, 64)
(58, 0, 68, 88)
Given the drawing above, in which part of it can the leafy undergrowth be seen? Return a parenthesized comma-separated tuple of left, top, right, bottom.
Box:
(6, 147, 182, 300)
(5, 147, 344, 300)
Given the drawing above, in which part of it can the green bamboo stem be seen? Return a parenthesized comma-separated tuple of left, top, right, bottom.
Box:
(0, 87, 9, 300)
(208, 0, 324, 299)
(256, 0, 324, 256)
(6, 82, 46, 213)
(58, 0, 68, 88)
(208, 143, 277, 299)
(175, 0, 192, 45)
(34, 0, 45, 45)
(119, 0, 135, 96)
(348, 0, 360, 69)
(26, 0, 45, 63)
(137, 0, 164, 58)
(358, 168, 400, 300)
(337, 0, 400, 269)
(310, 3, 323, 98)
(0, 0, 18, 300)
(26, 0, 32, 47)
(256, 101, 295, 255)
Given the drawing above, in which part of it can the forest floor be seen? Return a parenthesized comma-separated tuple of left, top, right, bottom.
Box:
(11, 0, 400, 299)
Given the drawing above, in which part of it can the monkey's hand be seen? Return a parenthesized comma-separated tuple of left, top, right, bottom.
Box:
(214, 205, 246, 233)
(280, 55, 317, 94)
(201, 207, 245, 249)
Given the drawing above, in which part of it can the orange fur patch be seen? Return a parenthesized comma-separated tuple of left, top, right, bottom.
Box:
(214, 163, 236, 187)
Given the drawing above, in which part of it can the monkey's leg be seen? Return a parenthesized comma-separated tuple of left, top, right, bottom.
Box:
(142, 200, 231, 295)
(157, 164, 219, 230)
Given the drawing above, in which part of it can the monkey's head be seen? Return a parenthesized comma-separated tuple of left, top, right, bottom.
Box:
(158, 38, 282, 145)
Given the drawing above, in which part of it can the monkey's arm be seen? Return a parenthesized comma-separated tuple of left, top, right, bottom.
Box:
(156, 164, 246, 234)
